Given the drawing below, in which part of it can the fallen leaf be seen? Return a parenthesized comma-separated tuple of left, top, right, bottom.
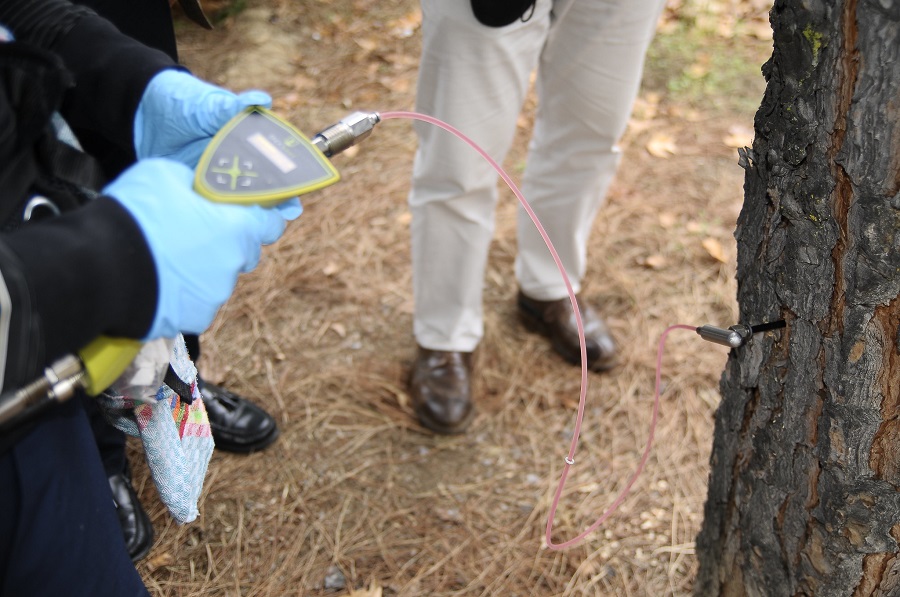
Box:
(667, 104, 702, 122)
(289, 73, 316, 91)
(702, 237, 728, 263)
(685, 62, 710, 79)
(626, 117, 655, 135)
(346, 583, 384, 597)
(658, 212, 677, 229)
(723, 124, 754, 148)
(389, 9, 421, 38)
(384, 53, 417, 68)
(576, 482, 602, 493)
(656, 17, 678, 35)
(746, 20, 773, 40)
(646, 133, 677, 158)
(632, 93, 661, 120)
(396, 298, 414, 315)
(716, 16, 737, 39)
(380, 76, 411, 94)
(578, 560, 603, 577)
(145, 552, 175, 573)
(272, 93, 302, 112)
(684, 109, 703, 122)
(355, 37, 378, 53)
(642, 254, 668, 269)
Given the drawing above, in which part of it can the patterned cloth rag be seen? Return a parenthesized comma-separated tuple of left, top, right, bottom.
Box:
(96, 335, 215, 523)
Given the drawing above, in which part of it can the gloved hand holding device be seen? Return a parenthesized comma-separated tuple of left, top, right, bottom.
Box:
(133, 69, 303, 220)
(1, 68, 364, 418)
(134, 69, 269, 168)
(76, 72, 304, 396)
(103, 157, 290, 340)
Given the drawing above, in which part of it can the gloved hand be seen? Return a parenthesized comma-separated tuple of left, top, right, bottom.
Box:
(133, 69, 305, 221)
(103, 158, 291, 340)
(134, 69, 271, 169)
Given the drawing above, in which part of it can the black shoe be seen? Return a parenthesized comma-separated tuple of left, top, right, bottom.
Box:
(200, 379, 279, 453)
(109, 465, 154, 563)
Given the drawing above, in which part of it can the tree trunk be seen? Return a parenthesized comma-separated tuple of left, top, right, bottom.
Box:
(694, 1, 900, 595)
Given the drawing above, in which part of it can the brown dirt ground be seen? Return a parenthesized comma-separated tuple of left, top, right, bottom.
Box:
(131, 1, 773, 595)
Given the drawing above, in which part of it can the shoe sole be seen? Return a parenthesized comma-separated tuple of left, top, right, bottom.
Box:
(414, 404, 475, 435)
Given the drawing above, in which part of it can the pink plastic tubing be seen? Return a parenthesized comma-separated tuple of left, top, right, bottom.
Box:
(380, 110, 697, 550)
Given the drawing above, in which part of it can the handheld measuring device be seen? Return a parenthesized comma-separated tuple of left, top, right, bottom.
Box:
(0, 108, 381, 427)
(82, 107, 346, 395)
(194, 106, 340, 206)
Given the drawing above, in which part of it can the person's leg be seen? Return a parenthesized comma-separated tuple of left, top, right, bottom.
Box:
(83, 397, 155, 562)
(85, 394, 128, 476)
(514, 0, 666, 369)
(411, 0, 549, 353)
(0, 399, 149, 597)
(517, 0, 665, 296)
(408, 0, 550, 433)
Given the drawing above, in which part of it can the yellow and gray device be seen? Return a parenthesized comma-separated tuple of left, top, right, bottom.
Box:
(0, 108, 381, 428)
(194, 106, 340, 206)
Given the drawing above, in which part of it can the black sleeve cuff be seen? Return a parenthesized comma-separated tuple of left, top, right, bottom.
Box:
(3, 197, 157, 367)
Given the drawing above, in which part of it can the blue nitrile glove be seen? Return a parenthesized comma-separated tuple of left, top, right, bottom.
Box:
(133, 69, 305, 221)
(103, 158, 290, 340)
(134, 69, 271, 169)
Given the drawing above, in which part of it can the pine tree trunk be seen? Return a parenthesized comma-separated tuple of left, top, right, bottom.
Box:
(694, 1, 900, 595)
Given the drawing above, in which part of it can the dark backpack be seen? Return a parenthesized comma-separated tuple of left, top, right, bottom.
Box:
(0, 41, 104, 231)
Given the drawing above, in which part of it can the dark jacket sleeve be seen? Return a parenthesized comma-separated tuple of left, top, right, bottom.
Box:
(0, 198, 157, 391)
(0, 0, 168, 390)
(0, 0, 180, 158)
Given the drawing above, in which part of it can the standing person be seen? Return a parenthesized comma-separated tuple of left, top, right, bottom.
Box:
(0, 1, 299, 594)
(408, 0, 666, 433)
(71, 0, 281, 562)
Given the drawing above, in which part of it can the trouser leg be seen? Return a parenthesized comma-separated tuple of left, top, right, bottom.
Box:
(410, 0, 550, 351)
(84, 394, 128, 477)
(0, 399, 148, 597)
(515, 0, 666, 300)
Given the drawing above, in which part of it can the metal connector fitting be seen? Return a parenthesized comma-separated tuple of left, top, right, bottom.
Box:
(311, 111, 381, 157)
(0, 354, 84, 426)
(696, 320, 786, 348)
(697, 324, 752, 348)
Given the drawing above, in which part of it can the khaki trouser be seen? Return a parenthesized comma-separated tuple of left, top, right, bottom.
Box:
(410, 0, 666, 351)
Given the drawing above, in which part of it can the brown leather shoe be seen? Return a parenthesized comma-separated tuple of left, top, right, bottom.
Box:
(409, 346, 474, 434)
(517, 290, 618, 371)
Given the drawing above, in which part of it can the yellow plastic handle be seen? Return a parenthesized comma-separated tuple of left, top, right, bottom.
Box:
(77, 336, 143, 396)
